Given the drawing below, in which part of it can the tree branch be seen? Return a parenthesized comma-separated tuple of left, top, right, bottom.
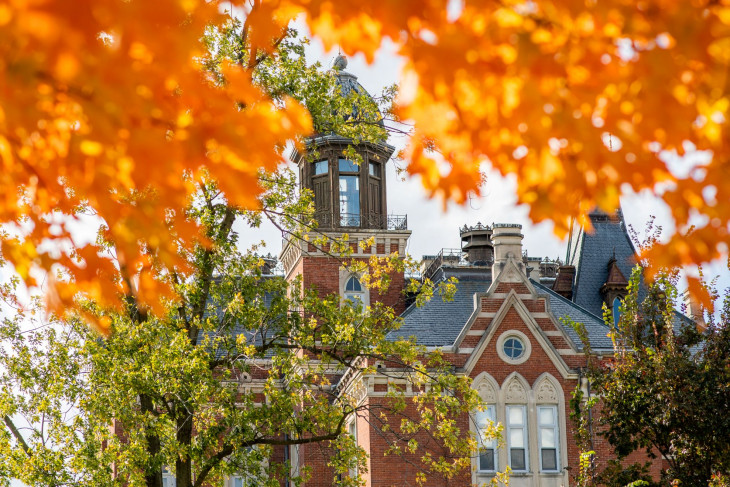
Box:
(3, 415, 30, 457)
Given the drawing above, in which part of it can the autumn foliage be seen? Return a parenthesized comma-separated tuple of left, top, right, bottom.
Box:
(2, 0, 730, 330)
(0, 0, 310, 326)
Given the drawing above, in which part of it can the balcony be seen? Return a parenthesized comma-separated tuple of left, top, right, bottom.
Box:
(314, 211, 408, 231)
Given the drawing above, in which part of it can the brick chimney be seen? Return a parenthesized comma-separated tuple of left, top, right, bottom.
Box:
(491, 223, 525, 277)
(552, 265, 576, 300)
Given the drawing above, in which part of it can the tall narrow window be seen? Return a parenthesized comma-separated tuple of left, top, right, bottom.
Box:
(313, 160, 328, 175)
(538, 406, 560, 472)
(338, 159, 359, 172)
(476, 405, 497, 472)
(368, 162, 381, 178)
(339, 159, 360, 227)
(344, 277, 364, 305)
(613, 297, 622, 327)
(507, 405, 528, 471)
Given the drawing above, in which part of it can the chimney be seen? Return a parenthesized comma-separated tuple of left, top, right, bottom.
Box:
(491, 223, 525, 277)
(460, 222, 493, 265)
(683, 290, 706, 330)
(552, 265, 576, 300)
(260, 255, 277, 275)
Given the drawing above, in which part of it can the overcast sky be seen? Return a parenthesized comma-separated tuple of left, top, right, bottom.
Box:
(241, 25, 729, 294)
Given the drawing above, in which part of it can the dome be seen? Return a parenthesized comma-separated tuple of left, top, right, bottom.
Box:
(331, 55, 384, 127)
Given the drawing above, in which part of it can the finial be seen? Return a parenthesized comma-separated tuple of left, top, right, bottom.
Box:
(333, 54, 348, 71)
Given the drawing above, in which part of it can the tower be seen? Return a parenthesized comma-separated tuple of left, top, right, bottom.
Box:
(280, 56, 411, 313)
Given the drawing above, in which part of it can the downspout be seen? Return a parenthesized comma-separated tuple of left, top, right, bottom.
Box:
(586, 375, 594, 453)
(579, 365, 596, 482)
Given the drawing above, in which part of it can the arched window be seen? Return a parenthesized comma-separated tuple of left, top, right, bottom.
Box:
(613, 296, 622, 327)
(344, 277, 364, 305)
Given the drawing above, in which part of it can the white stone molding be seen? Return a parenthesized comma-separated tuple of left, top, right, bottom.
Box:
(496, 329, 532, 365)
(503, 372, 528, 403)
(472, 372, 499, 403)
(338, 268, 370, 307)
(535, 378, 559, 404)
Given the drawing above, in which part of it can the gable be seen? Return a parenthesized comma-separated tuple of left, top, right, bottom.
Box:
(459, 287, 579, 381)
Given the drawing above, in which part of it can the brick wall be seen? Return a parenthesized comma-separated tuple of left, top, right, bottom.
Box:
(291, 265, 665, 486)
(295, 255, 407, 315)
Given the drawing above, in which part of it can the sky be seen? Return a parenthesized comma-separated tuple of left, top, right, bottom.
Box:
(239, 24, 730, 296)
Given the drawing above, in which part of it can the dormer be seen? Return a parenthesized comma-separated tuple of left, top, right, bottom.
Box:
(600, 256, 629, 324)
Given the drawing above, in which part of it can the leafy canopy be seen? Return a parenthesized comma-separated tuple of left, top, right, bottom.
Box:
(0, 170, 483, 487)
(0, 24, 485, 487)
(3, 0, 730, 327)
(572, 266, 730, 486)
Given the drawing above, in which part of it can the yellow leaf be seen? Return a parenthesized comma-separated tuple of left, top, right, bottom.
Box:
(708, 37, 730, 63)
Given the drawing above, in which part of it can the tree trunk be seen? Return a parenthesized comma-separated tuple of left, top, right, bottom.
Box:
(140, 394, 163, 487)
(176, 409, 195, 487)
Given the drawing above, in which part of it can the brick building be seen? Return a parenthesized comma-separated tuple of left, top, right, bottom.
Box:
(274, 60, 676, 487)
(275, 58, 678, 487)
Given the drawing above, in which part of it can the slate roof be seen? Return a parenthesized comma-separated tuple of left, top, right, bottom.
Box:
(568, 209, 695, 338)
(388, 276, 491, 346)
(571, 210, 644, 317)
(531, 280, 614, 351)
(333, 56, 386, 128)
(389, 272, 615, 352)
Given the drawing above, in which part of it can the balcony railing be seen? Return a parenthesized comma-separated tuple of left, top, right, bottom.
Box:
(314, 211, 408, 231)
(422, 247, 494, 280)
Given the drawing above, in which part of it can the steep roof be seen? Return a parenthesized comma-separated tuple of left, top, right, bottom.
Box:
(388, 272, 615, 352)
(388, 276, 491, 347)
(571, 209, 642, 317)
(531, 280, 614, 351)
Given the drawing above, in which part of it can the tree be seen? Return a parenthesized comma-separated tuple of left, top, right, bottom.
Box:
(0, 173, 483, 487)
(571, 266, 730, 486)
(0, 27, 483, 487)
(2, 1, 729, 322)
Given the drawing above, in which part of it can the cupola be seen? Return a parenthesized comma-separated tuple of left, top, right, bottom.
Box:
(290, 55, 404, 231)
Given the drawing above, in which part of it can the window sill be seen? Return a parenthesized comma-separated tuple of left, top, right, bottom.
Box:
(476, 471, 532, 477)
(476, 471, 563, 477)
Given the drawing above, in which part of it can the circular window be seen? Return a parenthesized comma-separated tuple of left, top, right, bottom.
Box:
(496, 331, 532, 364)
(503, 337, 524, 359)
